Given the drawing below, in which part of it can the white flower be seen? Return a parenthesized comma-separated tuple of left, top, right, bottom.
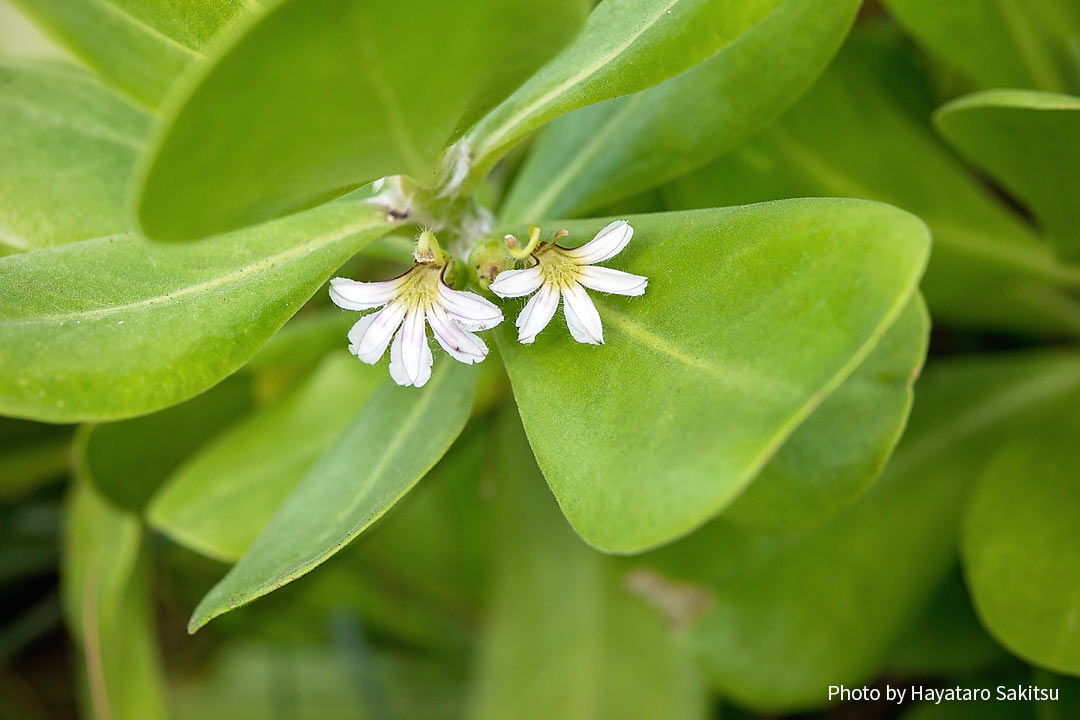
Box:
(330, 263, 502, 387)
(489, 220, 647, 345)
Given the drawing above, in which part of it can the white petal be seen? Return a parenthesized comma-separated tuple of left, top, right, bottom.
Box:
(388, 329, 410, 386)
(346, 313, 376, 350)
(577, 265, 648, 296)
(562, 220, 633, 265)
(352, 302, 406, 363)
(400, 308, 427, 384)
(438, 283, 503, 330)
(516, 283, 560, 344)
(329, 275, 406, 311)
(561, 282, 604, 345)
(427, 305, 488, 364)
(489, 265, 544, 298)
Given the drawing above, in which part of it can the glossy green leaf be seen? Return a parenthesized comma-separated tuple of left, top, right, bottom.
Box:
(0, 197, 395, 422)
(189, 362, 477, 632)
(10, 0, 248, 106)
(881, 0, 1080, 93)
(149, 352, 382, 561)
(468, 416, 705, 720)
(665, 38, 1080, 337)
(454, 0, 787, 193)
(0, 62, 148, 252)
(936, 90, 1080, 260)
(499, 199, 929, 553)
(135, 0, 589, 240)
(639, 351, 1080, 711)
(499, 0, 860, 223)
(963, 413, 1080, 675)
(724, 293, 929, 533)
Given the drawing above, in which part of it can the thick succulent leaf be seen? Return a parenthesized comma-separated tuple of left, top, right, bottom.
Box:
(499, 0, 860, 223)
(468, 416, 706, 719)
(638, 351, 1080, 711)
(665, 38, 1080, 337)
(453, 0, 786, 193)
(881, 0, 1080, 93)
(188, 362, 477, 632)
(149, 352, 382, 562)
(0, 62, 148, 252)
(724, 293, 929, 533)
(63, 478, 166, 720)
(963, 414, 1080, 675)
(0, 197, 395, 422)
(498, 199, 929, 553)
(9, 0, 248, 106)
(935, 90, 1080, 261)
(135, 0, 589, 240)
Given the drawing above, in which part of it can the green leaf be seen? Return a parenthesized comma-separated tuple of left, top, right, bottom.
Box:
(962, 412, 1080, 675)
(723, 293, 929, 533)
(188, 361, 477, 632)
(639, 351, 1080, 711)
(0, 418, 71, 501)
(9, 0, 248, 106)
(468, 415, 706, 720)
(456, 0, 787, 193)
(498, 199, 929, 553)
(499, 0, 860, 223)
(665, 37, 1080, 337)
(0, 196, 395, 422)
(135, 0, 589, 240)
(936, 90, 1080, 261)
(881, 0, 1080, 93)
(0, 62, 148, 252)
(149, 352, 382, 562)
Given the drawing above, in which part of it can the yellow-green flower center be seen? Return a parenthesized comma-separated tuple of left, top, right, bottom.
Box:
(397, 264, 442, 310)
(537, 248, 580, 288)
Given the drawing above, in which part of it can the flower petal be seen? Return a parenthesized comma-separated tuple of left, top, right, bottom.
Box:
(438, 283, 503, 330)
(329, 274, 407, 311)
(561, 282, 604, 345)
(562, 220, 633, 265)
(427, 304, 488, 364)
(346, 313, 376, 350)
(489, 265, 544, 298)
(388, 328, 409, 386)
(516, 283, 560, 344)
(577, 265, 648, 296)
(400, 307, 428, 384)
(351, 302, 406, 363)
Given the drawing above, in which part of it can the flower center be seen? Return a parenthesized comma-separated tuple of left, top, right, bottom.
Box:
(397, 264, 442, 310)
(538, 249, 580, 288)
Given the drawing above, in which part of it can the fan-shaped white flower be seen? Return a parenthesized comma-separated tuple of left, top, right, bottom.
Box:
(489, 221, 647, 345)
(330, 262, 502, 388)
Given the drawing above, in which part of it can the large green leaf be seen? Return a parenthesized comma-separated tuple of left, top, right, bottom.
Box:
(0, 62, 148, 252)
(149, 352, 382, 562)
(639, 351, 1080, 711)
(498, 199, 928, 553)
(451, 0, 786, 194)
(963, 414, 1080, 676)
(468, 416, 705, 720)
(665, 37, 1080, 336)
(135, 0, 589, 240)
(723, 293, 929, 533)
(881, 0, 1080, 93)
(10, 0, 248, 106)
(499, 0, 859, 223)
(0, 196, 395, 422)
(189, 362, 477, 632)
(936, 90, 1080, 261)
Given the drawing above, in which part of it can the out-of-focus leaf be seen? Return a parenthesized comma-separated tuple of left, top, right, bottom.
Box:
(881, 0, 1080, 93)
(0, 418, 71, 500)
(664, 38, 1080, 337)
(639, 351, 1080, 712)
(499, 199, 929, 553)
(963, 412, 1080, 675)
(0, 1, 70, 60)
(724, 294, 929, 533)
(134, 0, 589, 240)
(1034, 671, 1080, 719)
(189, 362, 477, 632)
(468, 416, 706, 720)
(499, 0, 860, 222)
(0, 197, 395, 422)
(936, 90, 1080, 260)
(0, 62, 148, 252)
(149, 353, 381, 561)
(9, 0, 248, 106)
